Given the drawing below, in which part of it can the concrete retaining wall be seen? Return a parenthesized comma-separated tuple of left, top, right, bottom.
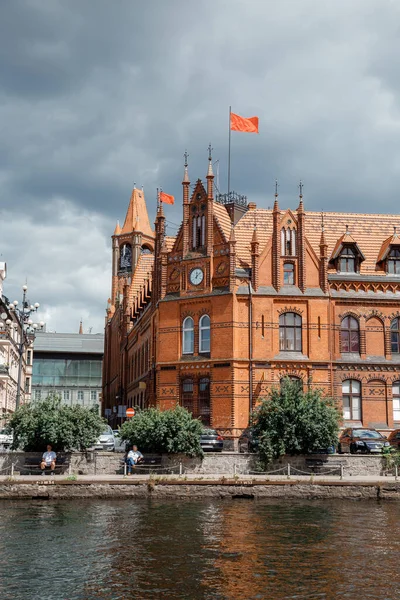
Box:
(0, 451, 394, 477)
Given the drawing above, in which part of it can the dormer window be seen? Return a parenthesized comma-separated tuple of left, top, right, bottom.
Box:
(338, 246, 356, 273)
(388, 248, 400, 274)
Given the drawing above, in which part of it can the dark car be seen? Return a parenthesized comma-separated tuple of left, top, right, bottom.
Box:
(388, 429, 400, 450)
(338, 428, 390, 454)
(238, 428, 259, 453)
(200, 429, 224, 452)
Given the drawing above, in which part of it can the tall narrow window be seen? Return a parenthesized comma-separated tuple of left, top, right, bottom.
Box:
(119, 244, 132, 271)
(341, 316, 360, 353)
(388, 248, 400, 274)
(199, 315, 211, 353)
(279, 312, 302, 352)
(182, 378, 194, 414)
(393, 382, 400, 421)
(283, 263, 294, 285)
(338, 247, 356, 273)
(182, 317, 194, 354)
(318, 316, 321, 338)
(342, 380, 361, 420)
(261, 315, 265, 338)
(391, 318, 400, 354)
(199, 377, 211, 426)
(281, 228, 285, 256)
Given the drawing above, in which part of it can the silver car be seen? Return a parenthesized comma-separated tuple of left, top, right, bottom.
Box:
(93, 426, 115, 451)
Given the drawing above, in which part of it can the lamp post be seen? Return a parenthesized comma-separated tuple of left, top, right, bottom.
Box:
(1, 284, 44, 410)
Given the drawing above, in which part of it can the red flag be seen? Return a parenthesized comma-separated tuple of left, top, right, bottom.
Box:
(160, 191, 174, 205)
(230, 112, 259, 133)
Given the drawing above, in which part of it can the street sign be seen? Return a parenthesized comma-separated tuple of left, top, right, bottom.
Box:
(126, 407, 136, 418)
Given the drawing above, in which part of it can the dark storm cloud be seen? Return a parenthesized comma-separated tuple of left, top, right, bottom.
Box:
(1, 0, 400, 331)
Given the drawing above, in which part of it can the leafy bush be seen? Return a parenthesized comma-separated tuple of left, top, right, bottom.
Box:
(119, 406, 203, 457)
(252, 378, 341, 465)
(7, 392, 106, 452)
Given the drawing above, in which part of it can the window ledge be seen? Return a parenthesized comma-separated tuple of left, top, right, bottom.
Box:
(273, 352, 309, 361)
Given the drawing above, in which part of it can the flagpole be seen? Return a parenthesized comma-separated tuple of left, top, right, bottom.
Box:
(228, 105, 231, 196)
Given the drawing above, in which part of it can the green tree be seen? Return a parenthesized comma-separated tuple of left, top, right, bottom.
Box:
(7, 392, 106, 451)
(252, 378, 341, 465)
(119, 406, 204, 457)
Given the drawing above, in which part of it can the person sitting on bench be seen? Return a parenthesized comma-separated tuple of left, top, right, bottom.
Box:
(40, 445, 57, 475)
(126, 445, 143, 474)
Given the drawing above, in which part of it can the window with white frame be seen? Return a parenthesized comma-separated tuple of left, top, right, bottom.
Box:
(342, 379, 361, 420)
(91, 390, 97, 402)
(77, 390, 84, 401)
(199, 315, 211, 353)
(63, 390, 70, 402)
(34, 389, 41, 401)
(182, 316, 194, 354)
(393, 382, 400, 422)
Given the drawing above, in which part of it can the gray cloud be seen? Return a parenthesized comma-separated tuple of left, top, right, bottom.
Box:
(1, 0, 400, 331)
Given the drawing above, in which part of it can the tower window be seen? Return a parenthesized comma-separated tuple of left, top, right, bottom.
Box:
(281, 228, 296, 256)
(192, 213, 206, 250)
(283, 263, 294, 285)
(182, 317, 194, 354)
(119, 244, 132, 271)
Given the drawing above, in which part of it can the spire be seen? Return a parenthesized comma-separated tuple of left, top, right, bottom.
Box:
(320, 212, 327, 247)
(297, 180, 304, 212)
(113, 220, 121, 235)
(79, 320, 83, 335)
(183, 150, 190, 184)
(251, 225, 258, 244)
(206, 143, 214, 200)
(121, 188, 154, 237)
(273, 180, 279, 211)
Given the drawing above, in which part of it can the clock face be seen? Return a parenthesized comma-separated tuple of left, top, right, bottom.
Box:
(190, 268, 204, 286)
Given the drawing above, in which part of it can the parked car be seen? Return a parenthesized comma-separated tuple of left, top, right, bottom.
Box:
(93, 426, 115, 452)
(0, 429, 13, 449)
(238, 428, 259, 453)
(200, 429, 224, 452)
(388, 429, 400, 451)
(338, 428, 390, 454)
(113, 430, 128, 453)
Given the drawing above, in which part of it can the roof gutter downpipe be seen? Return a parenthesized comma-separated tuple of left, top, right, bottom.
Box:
(248, 280, 253, 423)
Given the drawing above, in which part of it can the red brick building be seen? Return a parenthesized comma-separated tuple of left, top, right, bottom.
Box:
(102, 153, 400, 437)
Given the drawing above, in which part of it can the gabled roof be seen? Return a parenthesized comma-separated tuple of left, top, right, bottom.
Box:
(234, 209, 273, 264)
(121, 188, 154, 238)
(128, 253, 154, 306)
(329, 231, 366, 262)
(377, 231, 400, 262)
(213, 203, 231, 241)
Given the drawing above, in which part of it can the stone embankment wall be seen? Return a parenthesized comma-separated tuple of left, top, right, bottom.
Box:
(0, 451, 394, 477)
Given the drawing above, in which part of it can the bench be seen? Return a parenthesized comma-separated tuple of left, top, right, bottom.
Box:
(305, 458, 343, 475)
(22, 454, 71, 476)
(121, 454, 168, 475)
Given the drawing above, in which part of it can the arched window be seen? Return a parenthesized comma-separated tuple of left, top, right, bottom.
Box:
(283, 263, 294, 285)
(279, 312, 302, 352)
(182, 317, 194, 354)
(192, 213, 206, 250)
(281, 228, 296, 256)
(388, 248, 400, 274)
(391, 318, 400, 354)
(342, 379, 361, 421)
(199, 315, 211, 353)
(119, 243, 132, 271)
(280, 375, 303, 390)
(341, 316, 359, 353)
(338, 247, 356, 273)
(393, 382, 400, 422)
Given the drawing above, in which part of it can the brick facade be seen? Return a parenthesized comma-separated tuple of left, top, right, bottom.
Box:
(103, 160, 400, 436)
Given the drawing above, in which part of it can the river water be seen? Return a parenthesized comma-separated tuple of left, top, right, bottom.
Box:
(0, 498, 399, 600)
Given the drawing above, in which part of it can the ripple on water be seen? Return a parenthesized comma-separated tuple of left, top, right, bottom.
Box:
(0, 499, 399, 600)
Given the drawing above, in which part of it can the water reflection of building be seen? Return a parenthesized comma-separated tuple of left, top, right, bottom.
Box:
(32, 331, 103, 411)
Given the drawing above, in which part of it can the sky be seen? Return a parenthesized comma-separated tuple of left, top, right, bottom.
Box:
(1, 0, 400, 333)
